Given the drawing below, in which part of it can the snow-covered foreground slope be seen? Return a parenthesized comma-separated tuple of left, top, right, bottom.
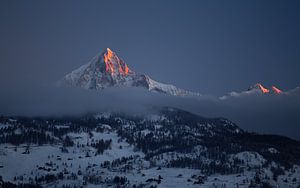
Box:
(0, 131, 142, 181)
(0, 108, 300, 187)
(1, 133, 300, 188)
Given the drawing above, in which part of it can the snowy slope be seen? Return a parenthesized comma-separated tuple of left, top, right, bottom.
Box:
(1, 108, 300, 187)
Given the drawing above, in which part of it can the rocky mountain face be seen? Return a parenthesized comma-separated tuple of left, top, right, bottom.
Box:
(60, 48, 200, 97)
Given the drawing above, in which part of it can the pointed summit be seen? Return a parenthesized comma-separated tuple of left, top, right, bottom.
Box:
(59, 48, 135, 89)
(106, 47, 113, 53)
(59, 48, 200, 96)
(249, 83, 270, 94)
(100, 48, 133, 76)
(271, 86, 282, 94)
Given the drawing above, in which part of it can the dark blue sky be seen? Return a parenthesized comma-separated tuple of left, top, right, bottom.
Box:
(0, 0, 300, 95)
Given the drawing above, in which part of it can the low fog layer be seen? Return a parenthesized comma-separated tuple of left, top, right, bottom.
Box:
(0, 81, 300, 140)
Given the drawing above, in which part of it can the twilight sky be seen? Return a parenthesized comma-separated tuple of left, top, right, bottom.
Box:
(0, 0, 300, 96)
(1, 1, 300, 139)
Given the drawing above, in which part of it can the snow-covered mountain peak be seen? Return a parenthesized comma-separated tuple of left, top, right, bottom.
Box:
(248, 83, 283, 95)
(248, 83, 270, 93)
(59, 48, 200, 97)
(220, 83, 288, 100)
(271, 86, 282, 94)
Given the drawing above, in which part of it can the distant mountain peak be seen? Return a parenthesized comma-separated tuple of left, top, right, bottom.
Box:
(248, 83, 283, 95)
(248, 83, 270, 93)
(271, 86, 282, 94)
(59, 48, 200, 97)
(220, 83, 288, 100)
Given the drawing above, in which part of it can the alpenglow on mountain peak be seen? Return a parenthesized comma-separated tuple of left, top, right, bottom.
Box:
(248, 83, 283, 94)
(101, 47, 132, 76)
(219, 83, 285, 100)
(59, 48, 200, 97)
